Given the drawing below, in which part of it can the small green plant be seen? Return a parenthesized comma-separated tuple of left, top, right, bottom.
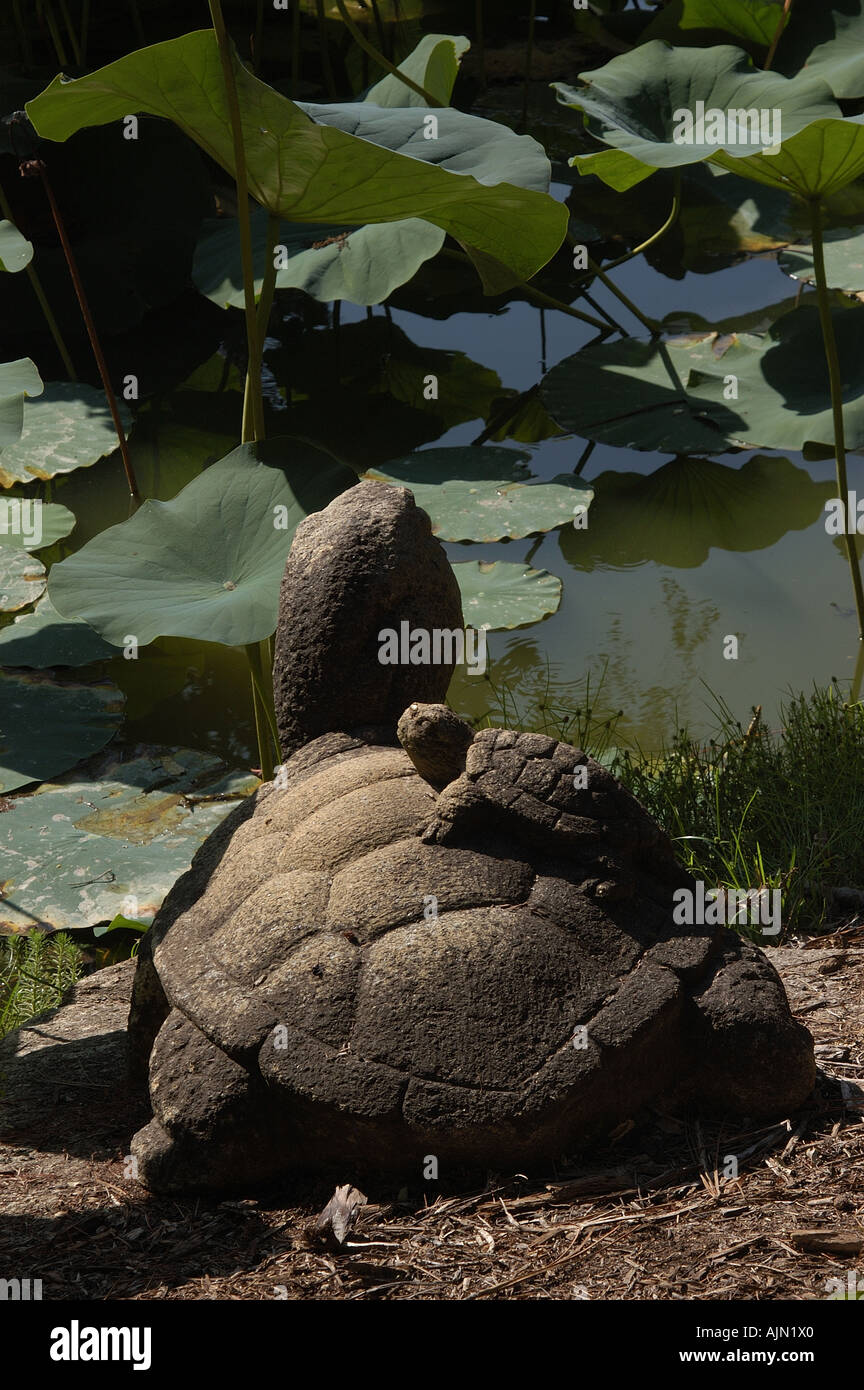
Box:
(614, 684, 864, 937)
(0, 930, 83, 1041)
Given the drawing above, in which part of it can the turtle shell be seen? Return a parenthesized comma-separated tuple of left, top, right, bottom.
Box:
(141, 726, 749, 1173)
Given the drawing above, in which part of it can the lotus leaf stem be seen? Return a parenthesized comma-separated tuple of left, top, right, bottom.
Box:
(809, 195, 864, 641)
(23, 159, 140, 501)
(439, 247, 610, 331)
(764, 0, 793, 73)
(38, 0, 68, 68)
(242, 212, 280, 441)
(315, 0, 339, 100)
(522, 0, 537, 127)
(245, 640, 280, 781)
(475, 1, 486, 89)
(0, 177, 76, 379)
(208, 0, 266, 443)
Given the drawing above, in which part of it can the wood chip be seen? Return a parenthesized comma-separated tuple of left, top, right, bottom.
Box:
(789, 1229, 864, 1255)
(310, 1184, 368, 1249)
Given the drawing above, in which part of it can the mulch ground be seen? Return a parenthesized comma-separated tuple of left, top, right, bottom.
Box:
(1, 938, 862, 1301)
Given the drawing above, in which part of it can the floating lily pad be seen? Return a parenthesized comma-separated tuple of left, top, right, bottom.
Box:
(779, 226, 864, 294)
(542, 305, 864, 453)
(0, 382, 132, 488)
(0, 748, 258, 931)
(49, 439, 356, 646)
(0, 672, 124, 792)
(0, 549, 45, 612)
(541, 338, 747, 454)
(559, 455, 835, 571)
(0, 358, 43, 452)
(364, 448, 593, 541)
(0, 501, 75, 551)
(0, 595, 120, 667)
(0, 219, 33, 273)
(453, 560, 562, 630)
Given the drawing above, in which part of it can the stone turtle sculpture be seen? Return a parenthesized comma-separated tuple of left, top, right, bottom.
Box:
(128, 481, 815, 1192)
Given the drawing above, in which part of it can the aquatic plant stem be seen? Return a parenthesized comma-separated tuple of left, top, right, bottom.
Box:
(521, 0, 537, 128)
(38, 0, 68, 68)
(475, 0, 486, 89)
(21, 159, 139, 500)
(0, 178, 76, 379)
(291, 0, 301, 98)
(334, 0, 443, 105)
(245, 641, 280, 780)
(57, 0, 81, 64)
(600, 172, 681, 275)
(208, 0, 265, 443)
(315, 0, 338, 99)
(241, 212, 280, 441)
(12, 0, 32, 66)
(439, 247, 609, 330)
(764, 0, 793, 72)
(571, 233, 659, 334)
(809, 195, 864, 641)
(253, 0, 264, 73)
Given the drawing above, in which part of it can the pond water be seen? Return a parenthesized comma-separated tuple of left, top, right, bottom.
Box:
(46, 179, 864, 766)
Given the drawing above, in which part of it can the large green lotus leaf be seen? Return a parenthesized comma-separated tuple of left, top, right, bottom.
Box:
(48, 439, 356, 646)
(641, 0, 785, 50)
(0, 219, 33, 273)
(0, 672, 124, 793)
(0, 748, 258, 931)
(0, 595, 120, 667)
(0, 358, 43, 452)
(194, 210, 442, 309)
(558, 455, 835, 571)
(0, 383, 132, 488)
(26, 30, 568, 294)
(710, 116, 864, 198)
(364, 33, 469, 107)
(542, 305, 864, 453)
(0, 502, 75, 551)
(675, 305, 864, 450)
(776, 3, 864, 100)
(193, 98, 555, 307)
(0, 549, 45, 612)
(364, 447, 593, 541)
(453, 561, 562, 630)
(779, 225, 864, 293)
(541, 338, 749, 453)
(555, 43, 839, 192)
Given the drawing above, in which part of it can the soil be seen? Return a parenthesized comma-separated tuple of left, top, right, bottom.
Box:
(1, 941, 862, 1302)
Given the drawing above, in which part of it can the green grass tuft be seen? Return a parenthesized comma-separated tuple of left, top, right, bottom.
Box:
(0, 932, 83, 1042)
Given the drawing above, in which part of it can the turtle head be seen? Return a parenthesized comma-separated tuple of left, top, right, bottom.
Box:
(273, 482, 464, 756)
(397, 702, 475, 790)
